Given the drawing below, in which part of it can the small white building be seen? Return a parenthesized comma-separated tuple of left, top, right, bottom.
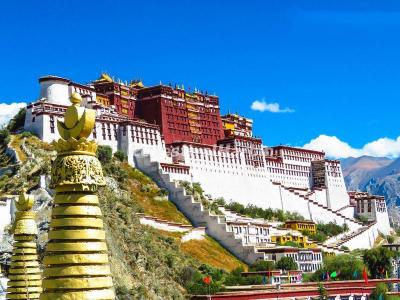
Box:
(258, 246, 323, 273)
(226, 219, 271, 245)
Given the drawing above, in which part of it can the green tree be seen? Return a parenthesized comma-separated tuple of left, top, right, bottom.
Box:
(276, 256, 298, 271)
(250, 260, 275, 272)
(306, 254, 364, 282)
(96, 145, 113, 164)
(363, 247, 394, 279)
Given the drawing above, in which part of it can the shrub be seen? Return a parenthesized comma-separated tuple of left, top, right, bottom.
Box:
(318, 282, 327, 300)
(370, 282, 388, 300)
(96, 145, 112, 164)
(316, 222, 347, 237)
(140, 184, 152, 193)
(224, 202, 304, 222)
(192, 182, 204, 195)
(223, 267, 263, 286)
(280, 241, 301, 248)
(387, 235, 395, 244)
(308, 231, 327, 243)
(158, 188, 169, 197)
(356, 214, 370, 225)
(185, 264, 225, 295)
(20, 131, 33, 138)
(114, 150, 127, 162)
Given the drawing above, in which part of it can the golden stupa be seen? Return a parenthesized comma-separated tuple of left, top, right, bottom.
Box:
(6, 190, 42, 299)
(40, 93, 115, 299)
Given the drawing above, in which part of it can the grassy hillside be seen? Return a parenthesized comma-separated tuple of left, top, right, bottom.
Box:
(0, 133, 247, 298)
(156, 230, 246, 272)
(181, 237, 247, 272)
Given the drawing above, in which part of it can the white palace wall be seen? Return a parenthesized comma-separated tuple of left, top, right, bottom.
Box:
(173, 144, 283, 209)
(307, 189, 328, 207)
(24, 103, 167, 167)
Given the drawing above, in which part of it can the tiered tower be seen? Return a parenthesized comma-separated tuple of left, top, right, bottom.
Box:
(6, 191, 42, 299)
(40, 93, 115, 299)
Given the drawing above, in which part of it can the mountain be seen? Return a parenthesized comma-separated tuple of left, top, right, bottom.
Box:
(341, 156, 393, 191)
(342, 155, 400, 219)
(341, 155, 400, 224)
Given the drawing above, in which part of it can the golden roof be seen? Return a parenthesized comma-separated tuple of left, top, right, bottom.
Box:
(93, 73, 114, 83)
(129, 80, 144, 88)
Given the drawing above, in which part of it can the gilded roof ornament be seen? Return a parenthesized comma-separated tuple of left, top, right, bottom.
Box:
(93, 73, 113, 83)
(129, 80, 144, 88)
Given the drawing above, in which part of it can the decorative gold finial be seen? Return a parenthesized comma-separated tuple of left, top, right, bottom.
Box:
(16, 188, 34, 211)
(70, 92, 82, 106)
(55, 92, 96, 145)
(6, 190, 42, 299)
(41, 88, 115, 299)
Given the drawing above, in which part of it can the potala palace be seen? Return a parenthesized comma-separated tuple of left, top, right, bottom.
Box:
(19, 73, 392, 265)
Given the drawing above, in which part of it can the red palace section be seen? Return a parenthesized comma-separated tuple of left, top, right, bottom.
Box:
(135, 85, 224, 145)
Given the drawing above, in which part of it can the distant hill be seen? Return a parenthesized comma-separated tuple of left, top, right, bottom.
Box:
(341, 155, 398, 200)
(341, 156, 393, 191)
(341, 155, 400, 225)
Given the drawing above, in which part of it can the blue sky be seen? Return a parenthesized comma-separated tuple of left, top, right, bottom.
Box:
(1, 0, 400, 158)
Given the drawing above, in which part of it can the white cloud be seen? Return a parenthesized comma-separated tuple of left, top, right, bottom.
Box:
(303, 134, 400, 159)
(0, 102, 26, 127)
(251, 99, 294, 113)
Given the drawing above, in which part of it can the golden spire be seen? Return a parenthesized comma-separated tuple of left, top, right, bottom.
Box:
(6, 189, 42, 299)
(40, 94, 115, 299)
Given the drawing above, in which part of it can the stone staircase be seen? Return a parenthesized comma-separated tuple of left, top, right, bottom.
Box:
(324, 221, 378, 248)
(133, 150, 265, 264)
(137, 213, 194, 232)
(271, 182, 382, 250)
(272, 181, 363, 228)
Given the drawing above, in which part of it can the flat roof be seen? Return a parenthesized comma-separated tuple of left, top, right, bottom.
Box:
(269, 145, 325, 156)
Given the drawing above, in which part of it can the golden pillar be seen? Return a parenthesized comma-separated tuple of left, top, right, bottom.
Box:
(40, 93, 115, 300)
(6, 191, 42, 299)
